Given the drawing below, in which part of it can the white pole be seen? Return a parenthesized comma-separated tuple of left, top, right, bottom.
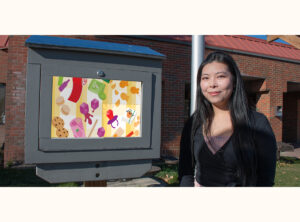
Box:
(190, 35, 205, 116)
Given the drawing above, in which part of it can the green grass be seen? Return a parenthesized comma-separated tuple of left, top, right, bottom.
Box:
(274, 157, 300, 187)
(154, 157, 300, 187)
(154, 164, 179, 186)
(1, 157, 300, 187)
(0, 167, 80, 187)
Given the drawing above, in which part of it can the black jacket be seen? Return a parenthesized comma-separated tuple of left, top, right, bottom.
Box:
(178, 110, 277, 187)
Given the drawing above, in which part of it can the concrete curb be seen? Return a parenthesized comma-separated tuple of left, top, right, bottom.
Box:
(107, 176, 168, 187)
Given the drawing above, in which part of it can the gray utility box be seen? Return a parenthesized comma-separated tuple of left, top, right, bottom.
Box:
(25, 36, 165, 183)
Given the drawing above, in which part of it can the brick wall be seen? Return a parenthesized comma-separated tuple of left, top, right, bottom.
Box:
(231, 53, 300, 142)
(297, 100, 300, 143)
(0, 48, 7, 162)
(4, 36, 29, 165)
(1, 35, 300, 165)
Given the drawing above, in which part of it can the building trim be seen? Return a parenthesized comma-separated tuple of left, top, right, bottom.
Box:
(126, 35, 191, 46)
(126, 35, 300, 64)
(206, 46, 300, 65)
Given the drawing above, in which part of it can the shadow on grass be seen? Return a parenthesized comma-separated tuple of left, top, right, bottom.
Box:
(278, 156, 300, 165)
(0, 167, 80, 187)
(154, 157, 300, 187)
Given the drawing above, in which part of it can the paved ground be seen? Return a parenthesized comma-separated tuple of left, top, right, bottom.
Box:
(106, 165, 168, 187)
(281, 147, 300, 158)
(107, 176, 168, 187)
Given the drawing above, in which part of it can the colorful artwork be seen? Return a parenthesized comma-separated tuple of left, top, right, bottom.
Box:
(122, 108, 137, 124)
(51, 76, 142, 138)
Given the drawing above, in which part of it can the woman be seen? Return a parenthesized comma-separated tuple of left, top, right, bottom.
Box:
(178, 51, 277, 187)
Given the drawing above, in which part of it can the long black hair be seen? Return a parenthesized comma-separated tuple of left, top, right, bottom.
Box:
(191, 51, 257, 186)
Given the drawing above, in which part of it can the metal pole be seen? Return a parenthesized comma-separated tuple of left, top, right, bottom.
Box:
(191, 35, 205, 116)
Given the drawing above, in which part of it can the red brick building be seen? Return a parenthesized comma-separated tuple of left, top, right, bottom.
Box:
(1, 35, 300, 166)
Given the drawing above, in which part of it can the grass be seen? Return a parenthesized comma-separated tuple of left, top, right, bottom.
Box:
(274, 157, 300, 187)
(154, 164, 179, 186)
(1, 157, 300, 187)
(0, 167, 80, 187)
(154, 156, 300, 187)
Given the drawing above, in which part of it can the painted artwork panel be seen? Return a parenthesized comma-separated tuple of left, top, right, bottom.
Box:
(51, 76, 142, 139)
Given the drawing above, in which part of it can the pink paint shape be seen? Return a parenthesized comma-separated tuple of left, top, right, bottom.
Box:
(91, 98, 99, 112)
(70, 118, 86, 138)
(59, 79, 70, 92)
(97, 127, 105, 137)
(80, 102, 93, 125)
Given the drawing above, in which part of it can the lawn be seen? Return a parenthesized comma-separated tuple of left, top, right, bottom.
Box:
(154, 157, 300, 187)
(1, 157, 299, 187)
(274, 157, 300, 186)
(0, 167, 80, 187)
(154, 164, 179, 186)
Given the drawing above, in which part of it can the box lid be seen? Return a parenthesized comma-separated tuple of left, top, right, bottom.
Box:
(25, 35, 166, 60)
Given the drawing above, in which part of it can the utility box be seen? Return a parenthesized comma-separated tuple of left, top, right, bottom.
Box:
(25, 36, 165, 183)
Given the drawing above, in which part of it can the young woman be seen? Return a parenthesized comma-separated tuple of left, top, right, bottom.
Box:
(178, 51, 277, 187)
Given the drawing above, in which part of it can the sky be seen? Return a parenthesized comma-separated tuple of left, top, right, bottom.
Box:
(247, 35, 290, 45)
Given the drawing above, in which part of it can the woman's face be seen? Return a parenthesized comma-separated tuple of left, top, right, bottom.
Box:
(200, 61, 234, 109)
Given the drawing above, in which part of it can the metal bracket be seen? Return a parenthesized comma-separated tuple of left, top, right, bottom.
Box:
(36, 159, 152, 183)
(97, 70, 105, 78)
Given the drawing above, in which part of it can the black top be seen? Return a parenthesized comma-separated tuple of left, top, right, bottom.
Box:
(178, 110, 277, 187)
(196, 133, 239, 186)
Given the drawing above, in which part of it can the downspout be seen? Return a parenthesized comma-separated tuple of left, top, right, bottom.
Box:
(190, 35, 205, 116)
